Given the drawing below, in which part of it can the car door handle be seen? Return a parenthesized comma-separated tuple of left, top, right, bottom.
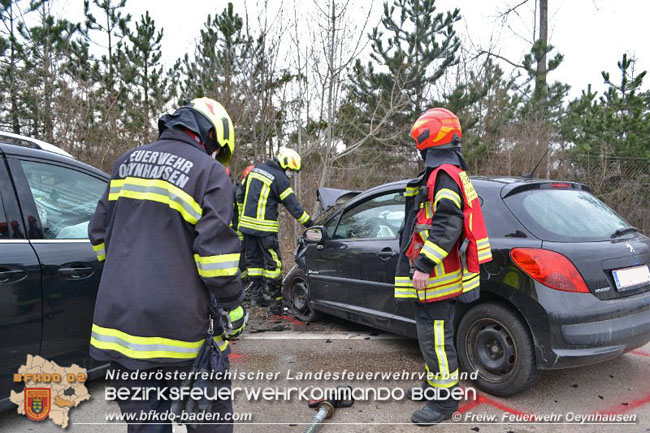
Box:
(58, 264, 94, 280)
(0, 268, 27, 284)
(376, 249, 397, 260)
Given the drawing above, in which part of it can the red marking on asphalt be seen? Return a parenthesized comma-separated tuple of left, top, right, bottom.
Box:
(271, 315, 305, 326)
(456, 392, 530, 417)
(229, 353, 243, 362)
(457, 399, 482, 413)
(630, 350, 650, 358)
(594, 392, 650, 415)
(479, 394, 530, 416)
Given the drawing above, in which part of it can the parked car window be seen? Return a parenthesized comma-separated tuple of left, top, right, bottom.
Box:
(505, 189, 628, 242)
(20, 161, 106, 239)
(334, 192, 405, 240)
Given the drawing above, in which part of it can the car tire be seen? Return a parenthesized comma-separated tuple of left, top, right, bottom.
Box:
(456, 302, 538, 397)
(284, 272, 322, 322)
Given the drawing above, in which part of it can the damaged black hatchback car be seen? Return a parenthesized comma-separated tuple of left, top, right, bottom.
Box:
(283, 177, 650, 396)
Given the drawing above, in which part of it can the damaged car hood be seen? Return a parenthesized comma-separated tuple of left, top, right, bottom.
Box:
(317, 187, 361, 212)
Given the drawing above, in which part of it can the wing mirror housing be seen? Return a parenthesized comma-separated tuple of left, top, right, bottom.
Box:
(303, 226, 327, 244)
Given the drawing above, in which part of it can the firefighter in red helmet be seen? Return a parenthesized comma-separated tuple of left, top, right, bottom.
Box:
(395, 108, 492, 425)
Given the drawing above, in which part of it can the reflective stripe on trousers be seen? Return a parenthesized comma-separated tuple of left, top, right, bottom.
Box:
(414, 301, 459, 390)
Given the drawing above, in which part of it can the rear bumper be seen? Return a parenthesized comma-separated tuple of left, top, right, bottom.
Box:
(531, 283, 650, 370)
(561, 307, 650, 345)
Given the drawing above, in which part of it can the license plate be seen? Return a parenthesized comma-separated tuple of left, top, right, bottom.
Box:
(612, 265, 650, 291)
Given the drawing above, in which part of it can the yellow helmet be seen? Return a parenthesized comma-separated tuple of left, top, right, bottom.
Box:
(276, 147, 302, 171)
(189, 97, 235, 166)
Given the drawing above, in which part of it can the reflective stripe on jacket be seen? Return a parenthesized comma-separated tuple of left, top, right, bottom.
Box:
(88, 129, 244, 370)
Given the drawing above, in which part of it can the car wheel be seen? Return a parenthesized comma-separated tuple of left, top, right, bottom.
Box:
(285, 275, 322, 322)
(456, 302, 538, 397)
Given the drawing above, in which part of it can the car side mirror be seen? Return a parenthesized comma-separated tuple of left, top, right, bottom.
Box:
(303, 226, 327, 244)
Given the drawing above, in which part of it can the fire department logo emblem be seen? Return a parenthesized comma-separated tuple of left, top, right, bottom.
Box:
(25, 388, 51, 421)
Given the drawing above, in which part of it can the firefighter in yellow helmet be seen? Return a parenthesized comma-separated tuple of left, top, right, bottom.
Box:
(240, 147, 313, 310)
(88, 97, 246, 432)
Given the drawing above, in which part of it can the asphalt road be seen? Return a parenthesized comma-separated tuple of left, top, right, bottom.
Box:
(2, 311, 650, 433)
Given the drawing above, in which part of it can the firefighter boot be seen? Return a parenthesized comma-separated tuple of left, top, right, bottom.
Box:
(251, 280, 270, 307)
(411, 400, 455, 426)
(264, 281, 283, 314)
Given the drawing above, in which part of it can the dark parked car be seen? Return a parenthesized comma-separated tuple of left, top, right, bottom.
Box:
(284, 177, 650, 396)
(0, 140, 108, 411)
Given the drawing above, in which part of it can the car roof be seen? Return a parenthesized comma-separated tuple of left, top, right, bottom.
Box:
(0, 142, 108, 179)
(0, 132, 74, 158)
(350, 175, 586, 203)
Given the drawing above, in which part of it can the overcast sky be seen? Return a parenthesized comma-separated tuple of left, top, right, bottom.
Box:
(53, 0, 648, 99)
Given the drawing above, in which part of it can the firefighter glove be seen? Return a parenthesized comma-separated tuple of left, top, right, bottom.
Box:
(223, 305, 247, 340)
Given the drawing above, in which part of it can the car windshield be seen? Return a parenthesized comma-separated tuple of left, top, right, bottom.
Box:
(333, 192, 405, 239)
(504, 188, 629, 242)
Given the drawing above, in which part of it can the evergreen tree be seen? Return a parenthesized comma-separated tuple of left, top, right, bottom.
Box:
(562, 54, 650, 158)
(83, 0, 131, 83)
(18, 0, 76, 142)
(344, 0, 462, 151)
(83, 0, 132, 125)
(125, 11, 167, 138)
(447, 58, 520, 165)
(0, 0, 37, 133)
(518, 38, 567, 122)
(172, 3, 292, 161)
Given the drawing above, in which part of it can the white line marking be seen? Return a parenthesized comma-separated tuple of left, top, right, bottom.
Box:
(240, 332, 403, 340)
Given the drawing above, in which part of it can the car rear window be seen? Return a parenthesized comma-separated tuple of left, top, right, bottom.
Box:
(504, 189, 629, 242)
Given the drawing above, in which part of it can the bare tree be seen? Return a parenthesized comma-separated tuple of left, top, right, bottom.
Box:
(307, 0, 374, 214)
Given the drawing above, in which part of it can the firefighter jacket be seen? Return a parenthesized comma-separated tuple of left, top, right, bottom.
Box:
(394, 164, 492, 303)
(239, 159, 313, 236)
(88, 128, 245, 370)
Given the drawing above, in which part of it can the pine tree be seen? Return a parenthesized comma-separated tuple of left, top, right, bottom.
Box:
(562, 54, 650, 158)
(172, 3, 292, 161)
(446, 58, 520, 166)
(18, 0, 77, 142)
(125, 11, 167, 138)
(81, 0, 132, 159)
(0, 0, 37, 133)
(344, 0, 462, 151)
(83, 0, 131, 84)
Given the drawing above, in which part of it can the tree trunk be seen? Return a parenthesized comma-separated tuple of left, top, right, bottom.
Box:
(9, 6, 20, 134)
(535, 0, 548, 104)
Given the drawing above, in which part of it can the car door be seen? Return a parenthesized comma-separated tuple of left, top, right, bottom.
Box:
(308, 190, 405, 321)
(0, 156, 42, 401)
(7, 156, 107, 368)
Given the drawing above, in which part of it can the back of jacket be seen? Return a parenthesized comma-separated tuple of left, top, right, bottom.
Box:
(239, 160, 310, 236)
(88, 129, 244, 370)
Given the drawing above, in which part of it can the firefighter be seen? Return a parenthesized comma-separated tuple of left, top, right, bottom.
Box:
(240, 148, 313, 309)
(395, 108, 492, 425)
(88, 97, 246, 433)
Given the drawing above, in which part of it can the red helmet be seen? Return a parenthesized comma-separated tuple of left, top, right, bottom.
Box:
(410, 108, 462, 150)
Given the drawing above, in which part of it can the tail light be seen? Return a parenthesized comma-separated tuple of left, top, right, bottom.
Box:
(510, 248, 590, 293)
